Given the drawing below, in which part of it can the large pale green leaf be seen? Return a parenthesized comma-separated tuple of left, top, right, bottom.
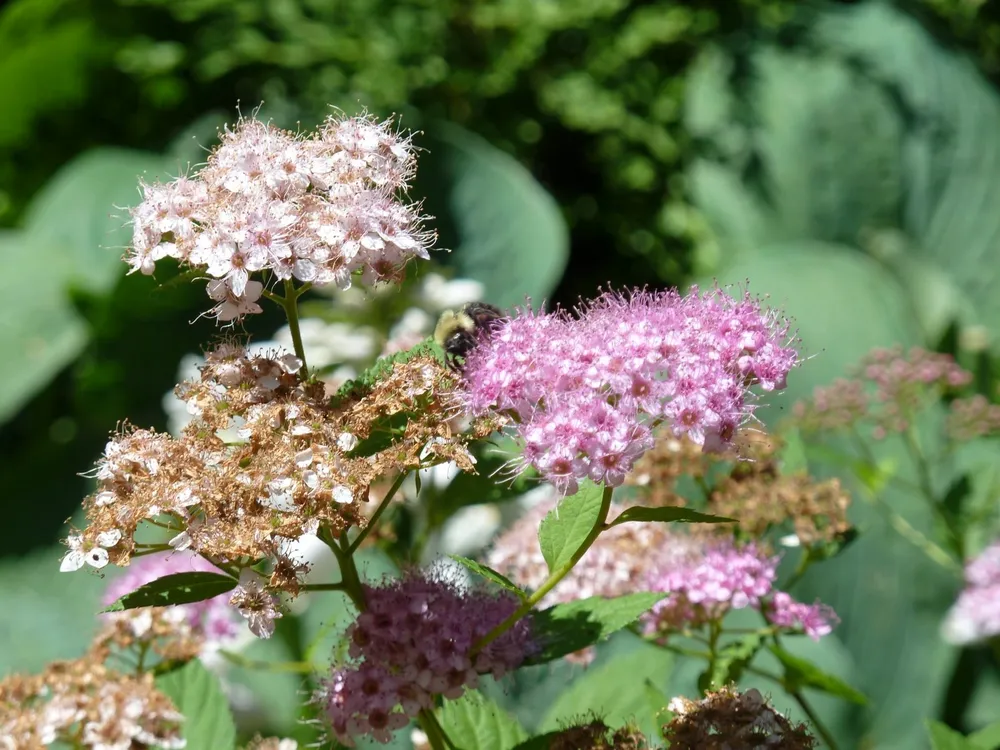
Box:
(685, 1, 1000, 348)
(0, 231, 88, 422)
(155, 661, 237, 750)
(420, 123, 569, 309)
(22, 147, 170, 294)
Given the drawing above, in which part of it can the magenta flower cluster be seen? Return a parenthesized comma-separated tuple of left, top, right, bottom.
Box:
(461, 287, 797, 493)
(942, 540, 1000, 645)
(321, 573, 534, 746)
(643, 540, 836, 641)
(127, 113, 433, 320)
(102, 551, 243, 648)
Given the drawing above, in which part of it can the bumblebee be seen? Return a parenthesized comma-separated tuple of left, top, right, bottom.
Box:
(434, 301, 506, 371)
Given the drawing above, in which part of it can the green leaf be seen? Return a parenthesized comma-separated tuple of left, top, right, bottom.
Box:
(539, 645, 673, 737)
(926, 720, 978, 750)
(0, 231, 88, 423)
(538, 481, 604, 572)
(102, 571, 237, 612)
(449, 556, 527, 600)
(155, 661, 237, 750)
(421, 123, 569, 308)
(22, 147, 170, 294)
(527, 593, 666, 665)
(768, 644, 867, 705)
(345, 411, 410, 458)
(608, 506, 735, 527)
(437, 690, 527, 750)
(968, 720, 1000, 750)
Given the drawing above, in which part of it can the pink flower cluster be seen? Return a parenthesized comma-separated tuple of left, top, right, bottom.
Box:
(795, 346, 972, 439)
(461, 287, 797, 493)
(127, 113, 433, 320)
(321, 573, 534, 746)
(102, 551, 244, 651)
(942, 540, 1000, 645)
(643, 540, 836, 641)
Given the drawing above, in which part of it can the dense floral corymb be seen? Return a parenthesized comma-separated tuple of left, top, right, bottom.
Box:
(941, 539, 1000, 645)
(127, 113, 434, 320)
(486, 494, 837, 652)
(319, 572, 535, 746)
(460, 287, 798, 493)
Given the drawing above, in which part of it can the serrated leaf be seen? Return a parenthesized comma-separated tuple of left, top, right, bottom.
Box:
(527, 593, 666, 665)
(538, 481, 604, 572)
(102, 571, 236, 612)
(449, 556, 527, 600)
(22, 147, 170, 294)
(609, 506, 735, 527)
(420, 123, 569, 309)
(539, 646, 673, 736)
(438, 690, 527, 750)
(155, 661, 237, 750)
(0, 231, 88, 423)
(768, 644, 867, 705)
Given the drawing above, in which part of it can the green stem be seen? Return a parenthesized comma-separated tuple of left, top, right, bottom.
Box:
(791, 689, 840, 750)
(281, 278, 310, 378)
(418, 708, 455, 750)
(218, 649, 315, 674)
(348, 471, 408, 555)
(325, 531, 367, 611)
(473, 484, 615, 653)
(299, 582, 346, 592)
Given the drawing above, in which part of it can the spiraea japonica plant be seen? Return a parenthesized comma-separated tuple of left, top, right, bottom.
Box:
(2, 105, 873, 750)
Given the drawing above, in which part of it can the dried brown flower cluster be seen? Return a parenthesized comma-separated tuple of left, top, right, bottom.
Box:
(628, 432, 851, 548)
(0, 643, 184, 750)
(662, 686, 817, 750)
(548, 719, 650, 750)
(61, 343, 478, 592)
(95, 608, 206, 665)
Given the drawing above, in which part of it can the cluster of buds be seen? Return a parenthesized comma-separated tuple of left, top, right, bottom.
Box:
(128, 112, 433, 320)
(461, 287, 798, 494)
(319, 572, 535, 745)
(794, 346, 971, 439)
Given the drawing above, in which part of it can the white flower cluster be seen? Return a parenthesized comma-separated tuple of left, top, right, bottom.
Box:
(127, 113, 434, 320)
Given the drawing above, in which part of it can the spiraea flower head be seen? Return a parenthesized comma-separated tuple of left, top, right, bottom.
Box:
(127, 111, 434, 320)
(662, 686, 817, 750)
(487, 493, 836, 652)
(0, 645, 185, 750)
(794, 345, 972, 439)
(319, 571, 535, 746)
(60, 344, 476, 639)
(941, 539, 1000, 645)
(98, 551, 245, 661)
(460, 286, 797, 493)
